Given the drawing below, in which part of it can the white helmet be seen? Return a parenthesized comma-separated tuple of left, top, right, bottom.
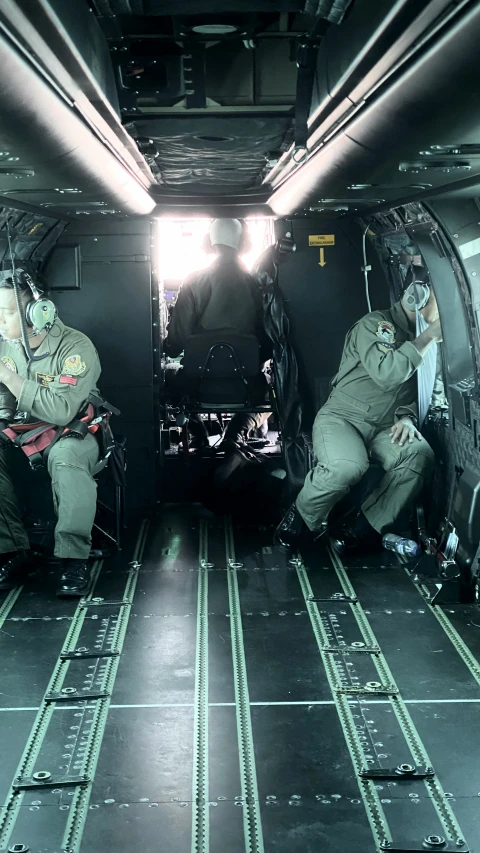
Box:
(209, 218, 243, 250)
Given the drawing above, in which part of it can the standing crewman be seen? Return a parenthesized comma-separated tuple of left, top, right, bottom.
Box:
(164, 218, 271, 449)
(275, 280, 443, 555)
(0, 269, 107, 597)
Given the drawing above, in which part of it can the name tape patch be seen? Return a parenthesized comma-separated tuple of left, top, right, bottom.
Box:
(36, 373, 55, 388)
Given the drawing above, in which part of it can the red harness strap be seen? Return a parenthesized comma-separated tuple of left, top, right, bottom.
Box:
(1, 404, 99, 463)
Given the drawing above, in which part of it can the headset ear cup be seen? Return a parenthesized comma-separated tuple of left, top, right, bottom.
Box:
(24, 299, 35, 327)
(28, 298, 57, 331)
(402, 282, 430, 311)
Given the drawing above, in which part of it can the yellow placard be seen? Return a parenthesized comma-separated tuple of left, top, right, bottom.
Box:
(309, 234, 335, 246)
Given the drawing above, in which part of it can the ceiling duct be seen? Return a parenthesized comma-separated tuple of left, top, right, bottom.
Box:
(269, 1, 480, 215)
(0, 27, 155, 215)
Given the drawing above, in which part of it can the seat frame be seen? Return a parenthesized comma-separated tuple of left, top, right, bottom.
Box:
(163, 338, 273, 454)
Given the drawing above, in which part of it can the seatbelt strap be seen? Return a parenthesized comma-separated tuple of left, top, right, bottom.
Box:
(88, 393, 120, 417)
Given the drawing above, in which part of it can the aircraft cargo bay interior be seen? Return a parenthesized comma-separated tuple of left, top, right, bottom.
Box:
(0, 2, 480, 852)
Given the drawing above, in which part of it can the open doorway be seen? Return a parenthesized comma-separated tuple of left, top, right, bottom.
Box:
(157, 216, 281, 462)
(157, 216, 275, 324)
(157, 216, 275, 279)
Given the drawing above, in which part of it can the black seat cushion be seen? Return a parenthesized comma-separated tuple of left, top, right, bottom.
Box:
(181, 331, 265, 406)
(182, 331, 261, 378)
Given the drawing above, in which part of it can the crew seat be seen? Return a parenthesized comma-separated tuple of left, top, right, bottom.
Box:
(181, 331, 269, 410)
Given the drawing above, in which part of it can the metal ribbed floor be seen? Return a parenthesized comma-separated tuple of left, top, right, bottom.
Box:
(0, 507, 480, 853)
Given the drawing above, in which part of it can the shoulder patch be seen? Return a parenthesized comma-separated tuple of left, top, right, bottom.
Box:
(376, 321, 396, 345)
(61, 354, 86, 377)
(1, 356, 17, 373)
(59, 375, 78, 386)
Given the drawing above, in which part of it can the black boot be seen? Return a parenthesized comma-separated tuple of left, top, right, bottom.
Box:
(274, 503, 305, 551)
(330, 511, 381, 557)
(57, 560, 90, 599)
(0, 550, 33, 589)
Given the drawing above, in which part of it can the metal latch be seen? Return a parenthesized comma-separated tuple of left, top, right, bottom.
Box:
(308, 594, 358, 603)
(323, 644, 380, 655)
(380, 836, 468, 851)
(13, 771, 90, 791)
(45, 688, 109, 703)
(360, 763, 434, 780)
(336, 682, 399, 695)
(60, 649, 120, 660)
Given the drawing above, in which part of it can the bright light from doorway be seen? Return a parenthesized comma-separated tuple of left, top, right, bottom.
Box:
(157, 217, 275, 282)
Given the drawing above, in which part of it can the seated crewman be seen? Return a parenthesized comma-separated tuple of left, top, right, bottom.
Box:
(0, 270, 106, 597)
(164, 218, 272, 449)
(275, 279, 443, 555)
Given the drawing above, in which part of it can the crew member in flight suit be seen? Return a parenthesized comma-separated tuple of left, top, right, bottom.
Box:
(0, 271, 105, 597)
(275, 282, 443, 555)
(164, 218, 271, 449)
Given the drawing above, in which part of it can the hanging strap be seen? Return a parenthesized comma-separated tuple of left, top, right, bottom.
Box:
(293, 18, 329, 162)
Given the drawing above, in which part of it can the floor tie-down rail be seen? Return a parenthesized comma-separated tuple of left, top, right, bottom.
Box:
(0, 509, 479, 852)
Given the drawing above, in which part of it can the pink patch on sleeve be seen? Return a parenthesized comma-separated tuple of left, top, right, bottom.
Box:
(59, 375, 78, 386)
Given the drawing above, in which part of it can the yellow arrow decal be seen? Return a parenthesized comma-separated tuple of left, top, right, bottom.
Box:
(319, 247, 327, 267)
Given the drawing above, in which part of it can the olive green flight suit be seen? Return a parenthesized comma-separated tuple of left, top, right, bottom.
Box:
(0, 319, 104, 559)
(296, 302, 436, 534)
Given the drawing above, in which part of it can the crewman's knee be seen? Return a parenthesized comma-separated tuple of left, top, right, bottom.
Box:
(47, 437, 99, 476)
(394, 440, 435, 475)
(314, 455, 369, 490)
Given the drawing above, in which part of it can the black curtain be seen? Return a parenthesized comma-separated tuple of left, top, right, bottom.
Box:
(253, 245, 308, 502)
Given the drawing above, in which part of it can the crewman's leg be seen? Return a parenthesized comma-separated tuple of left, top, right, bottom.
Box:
(224, 411, 271, 443)
(0, 446, 34, 588)
(188, 413, 209, 448)
(0, 446, 30, 554)
(362, 428, 435, 533)
(47, 434, 100, 559)
(296, 413, 370, 532)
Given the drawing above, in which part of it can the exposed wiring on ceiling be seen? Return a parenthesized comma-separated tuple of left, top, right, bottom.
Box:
(362, 223, 372, 312)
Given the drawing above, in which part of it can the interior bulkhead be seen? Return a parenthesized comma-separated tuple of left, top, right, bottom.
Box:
(0, 1, 480, 851)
